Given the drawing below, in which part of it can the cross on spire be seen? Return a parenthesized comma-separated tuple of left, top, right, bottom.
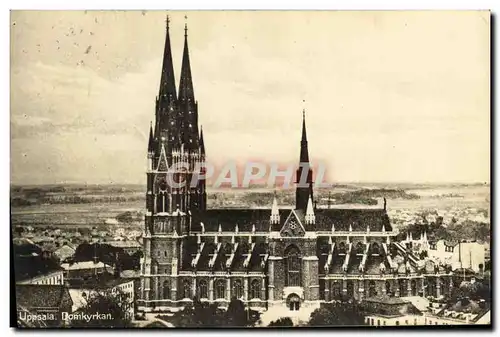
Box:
(184, 15, 188, 36)
(166, 15, 170, 29)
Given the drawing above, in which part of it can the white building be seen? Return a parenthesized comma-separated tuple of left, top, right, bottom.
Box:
(16, 269, 64, 286)
(68, 278, 135, 318)
(427, 240, 485, 272)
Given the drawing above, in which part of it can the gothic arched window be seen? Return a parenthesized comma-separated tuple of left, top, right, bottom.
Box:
(183, 279, 192, 299)
(285, 245, 301, 287)
(250, 279, 261, 299)
(330, 281, 342, 299)
(163, 280, 171, 299)
(372, 242, 380, 254)
(411, 279, 417, 296)
(338, 242, 346, 253)
(346, 280, 354, 298)
(198, 279, 208, 299)
(399, 279, 407, 297)
(385, 281, 391, 295)
(233, 279, 243, 299)
(368, 280, 376, 297)
(215, 279, 226, 299)
(356, 242, 364, 254)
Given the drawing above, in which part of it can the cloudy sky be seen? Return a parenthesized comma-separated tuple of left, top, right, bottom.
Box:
(10, 11, 490, 185)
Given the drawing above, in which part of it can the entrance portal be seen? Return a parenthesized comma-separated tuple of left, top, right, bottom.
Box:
(287, 294, 301, 311)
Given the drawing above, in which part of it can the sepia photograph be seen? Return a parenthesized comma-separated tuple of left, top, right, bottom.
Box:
(10, 10, 491, 328)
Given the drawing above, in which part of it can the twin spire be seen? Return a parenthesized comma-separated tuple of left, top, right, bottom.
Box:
(152, 15, 201, 154)
(159, 15, 194, 102)
(159, 16, 176, 100)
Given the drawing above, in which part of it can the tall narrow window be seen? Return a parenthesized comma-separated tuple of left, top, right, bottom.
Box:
(250, 279, 261, 299)
(285, 245, 301, 287)
(399, 279, 407, 297)
(215, 279, 226, 299)
(347, 280, 354, 298)
(163, 280, 171, 299)
(198, 279, 208, 299)
(233, 279, 243, 299)
(330, 281, 341, 298)
(411, 279, 417, 296)
(385, 281, 391, 295)
(183, 279, 191, 299)
(368, 280, 376, 297)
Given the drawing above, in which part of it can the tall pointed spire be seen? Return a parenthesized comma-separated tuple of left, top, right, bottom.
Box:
(299, 109, 309, 162)
(179, 19, 195, 102)
(148, 122, 154, 153)
(295, 109, 313, 212)
(199, 126, 205, 155)
(159, 15, 177, 100)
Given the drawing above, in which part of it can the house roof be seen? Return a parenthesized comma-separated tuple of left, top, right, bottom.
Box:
(54, 245, 76, 260)
(14, 255, 63, 282)
(16, 285, 73, 309)
(106, 240, 142, 249)
(364, 295, 410, 305)
(61, 261, 111, 271)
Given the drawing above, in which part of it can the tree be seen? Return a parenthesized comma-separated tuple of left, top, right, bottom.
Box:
(226, 297, 247, 326)
(308, 302, 364, 326)
(171, 298, 261, 327)
(268, 317, 294, 327)
(70, 290, 132, 328)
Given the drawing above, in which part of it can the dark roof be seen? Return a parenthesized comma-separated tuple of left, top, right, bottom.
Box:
(364, 295, 411, 305)
(14, 255, 63, 282)
(315, 208, 392, 231)
(16, 285, 73, 309)
(363, 295, 423, 317)
(191, 207, 391, 233)
(191, 209, 271, 232)
(438, 299, 490, 322)
(66, 273, 130, 289)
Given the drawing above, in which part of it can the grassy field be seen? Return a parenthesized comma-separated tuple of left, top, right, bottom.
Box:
(10, 183, 490, 228)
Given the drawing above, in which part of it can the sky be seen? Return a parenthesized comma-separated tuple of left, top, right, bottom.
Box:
(10, 11, 490, 185)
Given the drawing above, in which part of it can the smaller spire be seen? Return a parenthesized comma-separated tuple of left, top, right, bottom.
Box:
(148, 122, 154, 153)
(166, 15, 170, 30)
(199, 126, 205, 155)
(270, 193, 280, 224)
(184, 15, 188, 37)
(301, 109, 308, 143)
(305, 195, 315, 225)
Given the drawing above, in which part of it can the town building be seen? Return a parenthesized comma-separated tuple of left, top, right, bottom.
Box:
(16, 269, 64, 286)
(424, 240, 486, 273)
(107, 240, 142, 255)
(138, 19, 454, 314)
(54, 244, 76, 263)
(61, 261, 113, 280)
(68, 274, 135, 318)
(363, 295, 423, 326)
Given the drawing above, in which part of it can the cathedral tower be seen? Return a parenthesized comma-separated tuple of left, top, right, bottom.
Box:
(141, 18, 205, 308)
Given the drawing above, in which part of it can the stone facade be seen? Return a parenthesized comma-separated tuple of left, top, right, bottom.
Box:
(137, 20, 453, 315)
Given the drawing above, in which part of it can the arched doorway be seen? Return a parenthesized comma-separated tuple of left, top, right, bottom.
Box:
(287, 294, 301, 311)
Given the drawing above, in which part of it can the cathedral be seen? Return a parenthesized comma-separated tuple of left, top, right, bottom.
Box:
(138, 20, 454, 314)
